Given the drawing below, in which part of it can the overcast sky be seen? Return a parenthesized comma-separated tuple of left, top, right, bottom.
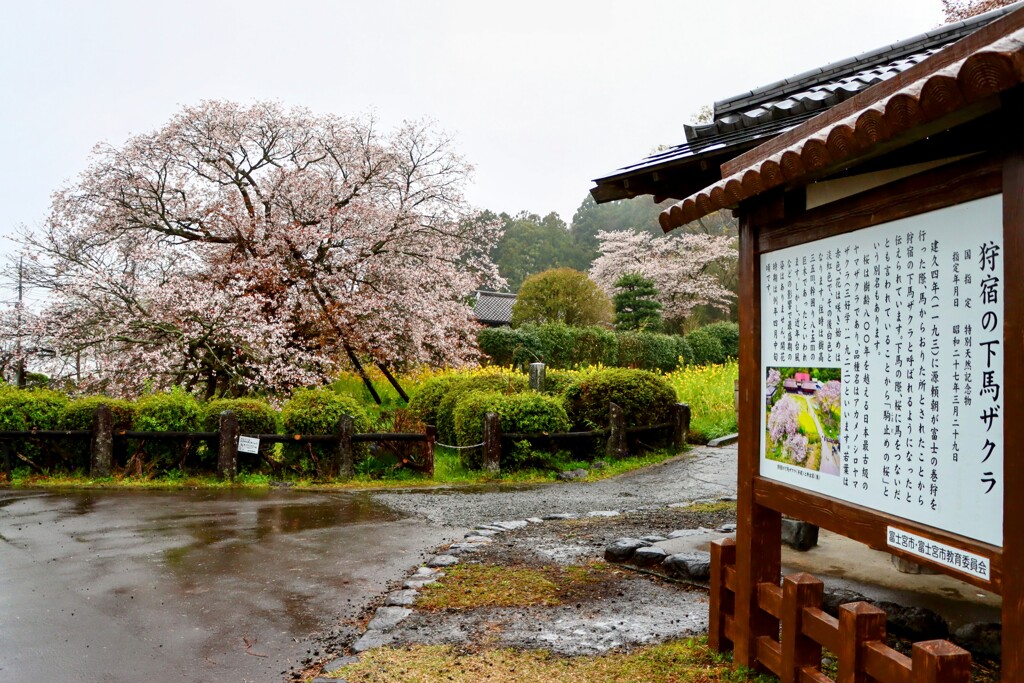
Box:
(1, 0, 946, 255)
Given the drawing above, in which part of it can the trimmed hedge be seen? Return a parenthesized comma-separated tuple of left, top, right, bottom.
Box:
(563, 368, 677, 430)
(685, 327, 726, 365)
(615, 331, 679, 372)
(408, 375, 462, 426)
(701, 322, 739, 359)
(132, 389, 204, 470)
(434, 373, 529, 444)
(202, 398, 279, 471)
(476, 326, 545, 367)
(280, 388, 371, 475)
(59, 397, 136, 471)
(452, 390, 571, 470)
(0, 387, 70, 471)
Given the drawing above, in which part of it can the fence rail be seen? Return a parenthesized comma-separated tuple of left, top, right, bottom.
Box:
(710, 538, 972, 683)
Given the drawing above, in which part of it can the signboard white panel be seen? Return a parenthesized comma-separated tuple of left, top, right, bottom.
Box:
(237, 436, 260, 455)
(759, 195, 1004, 547)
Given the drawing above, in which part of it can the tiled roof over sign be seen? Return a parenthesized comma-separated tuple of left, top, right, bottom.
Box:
(474, 290, 516, 326)
(590, 2, 1021, 205)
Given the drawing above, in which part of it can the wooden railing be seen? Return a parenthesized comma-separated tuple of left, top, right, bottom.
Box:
(710, 538, 972, 683)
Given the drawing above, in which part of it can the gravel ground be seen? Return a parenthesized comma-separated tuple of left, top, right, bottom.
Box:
(372, 445, 738, 526)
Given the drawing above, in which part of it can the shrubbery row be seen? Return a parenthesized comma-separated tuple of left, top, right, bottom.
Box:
(476, 321, 738, 370)
(408, 366, 679, 470)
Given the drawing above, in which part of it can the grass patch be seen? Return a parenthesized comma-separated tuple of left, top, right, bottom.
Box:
(666, 362, 738, 442)
(323, 639, 773, 682)
(416, 563, 611, 610)
(683, 500, 736, 515)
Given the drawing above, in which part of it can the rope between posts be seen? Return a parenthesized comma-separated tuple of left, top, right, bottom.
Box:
(434, 441, 485, 450)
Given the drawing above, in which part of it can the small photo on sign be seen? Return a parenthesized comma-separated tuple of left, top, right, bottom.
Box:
(764, 367, 841, 476)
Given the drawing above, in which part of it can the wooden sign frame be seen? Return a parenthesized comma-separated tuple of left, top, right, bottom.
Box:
(730, 150, 1021, 681)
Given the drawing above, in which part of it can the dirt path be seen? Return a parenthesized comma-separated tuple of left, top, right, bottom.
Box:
(803, 394, 840, 475)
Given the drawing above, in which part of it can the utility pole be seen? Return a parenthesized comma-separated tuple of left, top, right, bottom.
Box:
(15, 257, 24, 388)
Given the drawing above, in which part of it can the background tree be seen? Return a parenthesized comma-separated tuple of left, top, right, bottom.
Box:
(488, 211, 586, 291)
(591, 229, 737, 332)
(612, 273, 662, 331)
(943, 0, 1016, 21)
(510, 268, 612, 327)
(12, 101, 501, 398)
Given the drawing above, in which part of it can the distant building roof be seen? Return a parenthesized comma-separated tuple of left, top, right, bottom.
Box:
(474, 290, 517, 326)
(590, 3, 1020, 207)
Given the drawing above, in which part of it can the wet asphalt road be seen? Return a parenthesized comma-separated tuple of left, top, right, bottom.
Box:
(0, 489, 458, 683)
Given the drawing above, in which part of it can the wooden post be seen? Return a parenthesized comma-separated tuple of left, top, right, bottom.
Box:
(733, 202, 782, 670)
(779, 573, 824, 683)
(709, 538, 736, 651)
(482, 412, 501, 474)
(336, 414, 354, 480)
(911, 640, 971, 683)
(217, 410, 238, 481)
(836, 602, 886, 683)
(424, 425, 436, 478)
(2, 440, 11, 482)
(606, 402, 626, 458)
(672, 402, 691, 450)
(90, 404, 113, 478)
(529, 362, 546, 392)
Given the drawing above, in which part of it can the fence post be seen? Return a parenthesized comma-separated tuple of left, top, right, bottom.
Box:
(709, 538, 736, 652)
(672, 402, 691, 450)
(90, 405, 113, 478)
(482, 412, 501, 474)
(218, 410, 238, 481)
(606, 402, 626, 458)
(424, 425, 436, 478)
(336, 414, 355, 481)
(2, 440, 11, 482)
(837, 602, 887, 683)
(911, 640, 971, 683)
(529, 362, 546, 392)
(779, 573, 824, 683)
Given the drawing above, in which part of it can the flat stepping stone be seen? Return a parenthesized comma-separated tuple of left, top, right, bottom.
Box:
(366, 606, 412, 632)
(412, 566, 443, 578)
(385, 589, 418, 606)
(668, 528, 711, 539)
(527, 517, 545, 524)
(663, 551, 712, 580)
(427, 555, 459, 568)
(322, 655, 359, 673)
(542, 513, 579, 520)
(633, 546, 668, 566)
(447, 543, 481, 554)
(469, 529, 499, 537)
(641, 535, 668, 543)
(352, 630, 394, 653)
(490, 520, 528, 530)
(604, 538, 650, 562)
(587, 510, 620, 517)
(717, 523, 737, 533)
(475, 524, 507, 532)
(463, 535, 495, 543)
(404, 578, 438, 589)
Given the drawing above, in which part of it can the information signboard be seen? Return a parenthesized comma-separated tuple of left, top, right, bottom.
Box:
(759, 195, 1004, 548)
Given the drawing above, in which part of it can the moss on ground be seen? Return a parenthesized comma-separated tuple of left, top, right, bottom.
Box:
(415, 562, 612, 610)
(322, 639, 773, 682)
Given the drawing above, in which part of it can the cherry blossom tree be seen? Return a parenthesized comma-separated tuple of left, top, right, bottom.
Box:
(590, 230, 736, 328)
(12, 101, 501, 398)
(767, 395, 800, 444)
(817, 380, 842, 414)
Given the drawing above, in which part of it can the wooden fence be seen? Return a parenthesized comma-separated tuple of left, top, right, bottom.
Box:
(0, 401, 692, 481)
(710, 538, 972, 683)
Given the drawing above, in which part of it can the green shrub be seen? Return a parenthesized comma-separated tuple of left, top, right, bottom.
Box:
(701, 322, 740, 359)
(280, 388, 371, 476)
(685, 327, 726, 365)
(434, 373, 528, 444)
(568, 326, 618, 367)
(0, 387, 70, 471)
(615, 331, 680, 371)
(59, 397, 136, 472)
(477, 327, 545, 367)
(452, 390, 571, 470)
(563, 368, 677, 430)
(674, 336, 693, 367)
(530, 323, 575, 369)
(202, 398, 279, 472)
(132, 388, 204, 471)
(408, 375, 461, 426)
